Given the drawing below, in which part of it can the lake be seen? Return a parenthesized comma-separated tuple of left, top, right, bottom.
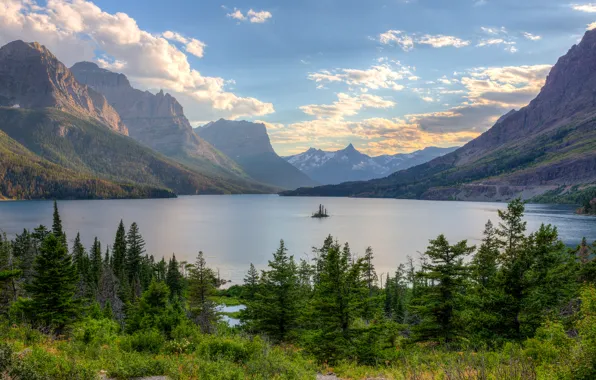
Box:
(0, 195, 595, 283)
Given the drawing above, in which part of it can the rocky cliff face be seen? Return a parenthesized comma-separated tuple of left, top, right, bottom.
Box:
(0, 41, 127, 135)
(197, 119, 317, 189)
(282, 30, 596, 200)
(70, 62, 239, 173)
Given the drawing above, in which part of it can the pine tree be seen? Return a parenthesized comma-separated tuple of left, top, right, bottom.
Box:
(112, 220, 127, 280)
(52, 201, 67, 249)
(244, 263, 260, 300)
(126, 222, 145, 298)
(411, 235, 474, 344)
(361, 246, 381, 324)
(89, 237, 102, 291)
(26, 234, 80, 331)
(471, 220, 500, 287)
(71, 233, 90, 297)
(188, 251, 218, 333)
(11, 229, 36, 291)
(249, 240, 300, 342)
(166, 254, 184, 300)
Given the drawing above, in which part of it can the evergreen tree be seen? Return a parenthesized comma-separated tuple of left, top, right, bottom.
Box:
(112, 220, 127, 280)
(71, 233, 90, 297)
(125, 222, 145, 298)
(11, 229, 36, 290)
(411, 235, 474, 344)
(52, 200, 67, 248)
(188, 251, 218, 333)
(249, 240, 300, 342)
(361, 246, 381, 324)
(89, 237, 102, 291)
(155, 257, 167, 282)
(26, 234, 79, 331)
(166, 254, 184, 300)
(0, 233, 20, 312)
(309, 240, 363, 360)
(244, 263, 260, 300)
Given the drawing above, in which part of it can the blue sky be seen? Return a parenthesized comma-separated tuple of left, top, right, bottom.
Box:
(1, 0, 595, 155)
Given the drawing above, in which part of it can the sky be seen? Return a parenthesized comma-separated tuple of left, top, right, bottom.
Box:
(1, 0, 595, 156)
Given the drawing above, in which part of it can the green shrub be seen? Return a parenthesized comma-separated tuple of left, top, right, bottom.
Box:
(107, 352, 171, 379)
(198, 336, 250, 363)
(72, 318, 120, 346)
(120, 329, 165, 354)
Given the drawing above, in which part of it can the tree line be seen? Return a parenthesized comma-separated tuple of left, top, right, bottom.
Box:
(0, 199, 595, 369)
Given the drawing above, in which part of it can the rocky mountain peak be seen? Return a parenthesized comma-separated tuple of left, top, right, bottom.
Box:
(0, 40, 127, 135)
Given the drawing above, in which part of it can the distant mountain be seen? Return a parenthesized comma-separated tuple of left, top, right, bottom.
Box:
(69, 62, 266, 188)
(282, 31, 596, 201)
(196, 119, 318, 189)
(0, 41, 127, 134)
(0, 41, 272, 199)
(285, 144, 458, 185)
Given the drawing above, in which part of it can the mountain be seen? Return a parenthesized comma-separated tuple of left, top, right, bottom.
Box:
(196, 119, 318, 189)
(281, 31, 596, 201)
(284, 144, 458, 185)
(69, 62, 257, 182)
(0, 41, 271, 199)
(0, 41, 127, 135)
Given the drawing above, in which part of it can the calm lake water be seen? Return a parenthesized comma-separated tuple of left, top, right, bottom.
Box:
(0, 195, 595, 283)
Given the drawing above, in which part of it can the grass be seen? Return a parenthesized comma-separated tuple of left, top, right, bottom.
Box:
(213, 296, 243, 307)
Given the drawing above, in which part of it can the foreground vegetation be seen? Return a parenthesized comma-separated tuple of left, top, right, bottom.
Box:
(0, 200, 595, 379)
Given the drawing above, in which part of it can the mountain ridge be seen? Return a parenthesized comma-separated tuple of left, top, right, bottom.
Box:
(284, 144, 459, 185)
(281, 30, 596, 201)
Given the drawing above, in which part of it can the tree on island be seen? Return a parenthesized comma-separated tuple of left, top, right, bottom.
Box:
(312, 204, 329, 218)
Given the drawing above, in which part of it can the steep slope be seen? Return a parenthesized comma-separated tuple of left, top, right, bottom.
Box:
(282, 31, 596, 201)
(0, 107, 262, 196)
(196, 119, 318, 189)
(285, 144, 458, 185)
(0, 129, 174, 200)
(69, 62, 245, 177)
(0, 41, 127, 134)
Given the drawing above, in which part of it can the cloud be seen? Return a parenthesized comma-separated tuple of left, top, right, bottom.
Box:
(477, 38, 518, 53)
(162, 31, 206, 58)
(247, 9, 272, 23)
(226, 8, 245, 21)
(417, 34, 470, 48)
(522, 32, 542, 41)
(379, 30, 469, 51)
(307, 62, 415, 91)
(226, 8, 272, 23)
(588, 21, 596, 30)
(378, 30, 415, 51)
(572, 3, 596, 12)
(300, 93, 395, 120)
(0, 0, 273, 121)
(480, 26, 507, 35)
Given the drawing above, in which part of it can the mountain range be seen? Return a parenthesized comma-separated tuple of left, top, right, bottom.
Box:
(196, 119, 318, 189)
(0, 40, 274, 199)
(281, 30, 596, 201)
(284, 144, 458, 185)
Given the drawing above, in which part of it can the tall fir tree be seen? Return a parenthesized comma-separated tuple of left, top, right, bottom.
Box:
(89, 237, 102, 291)
(188, 251, 218, 333)
(26, 234, 80, 331)
(166, 254, 184, 300)
(244, 263, 260, 300)
(249, 240, 300, 342)
(126, 222, 145, 298)
(52, 200, 67, 249)
(112, 220, 127, 281)
(71, 233, 90, 297)
(411, 235, 474, 344)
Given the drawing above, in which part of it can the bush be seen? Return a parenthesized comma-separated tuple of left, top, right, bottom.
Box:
(72, 318, 120, 346)
(107, 352, 171, 379)
(198, 336, 250, 363)
(120, 329, 165, 354)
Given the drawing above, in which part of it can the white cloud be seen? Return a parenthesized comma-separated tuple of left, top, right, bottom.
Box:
(378, 30, 414, 51)
(522, 32, 542, 41)
(417, 34, 470, 48)
(572, 3, 596, 12)
(0, 0, 273, 121)
(247, 9, 272, 23)
(226, 8, 271, 23)
(588, 21, 596, 30)
(480, 26, 507, 35)
(379, 30, 470, 51)
(421, 96, 435, 102)
(226, 8, 245, 21)
(477, 38, 518, 53)
(300, 93, 395, 120)
(307, 63, 415, 91)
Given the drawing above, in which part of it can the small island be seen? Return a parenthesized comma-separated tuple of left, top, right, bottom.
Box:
(312, 204, 329, 218)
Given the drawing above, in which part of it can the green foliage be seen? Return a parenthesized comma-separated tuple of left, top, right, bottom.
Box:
(26, 234, 80, 330)
(188, 251, 219, 333)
